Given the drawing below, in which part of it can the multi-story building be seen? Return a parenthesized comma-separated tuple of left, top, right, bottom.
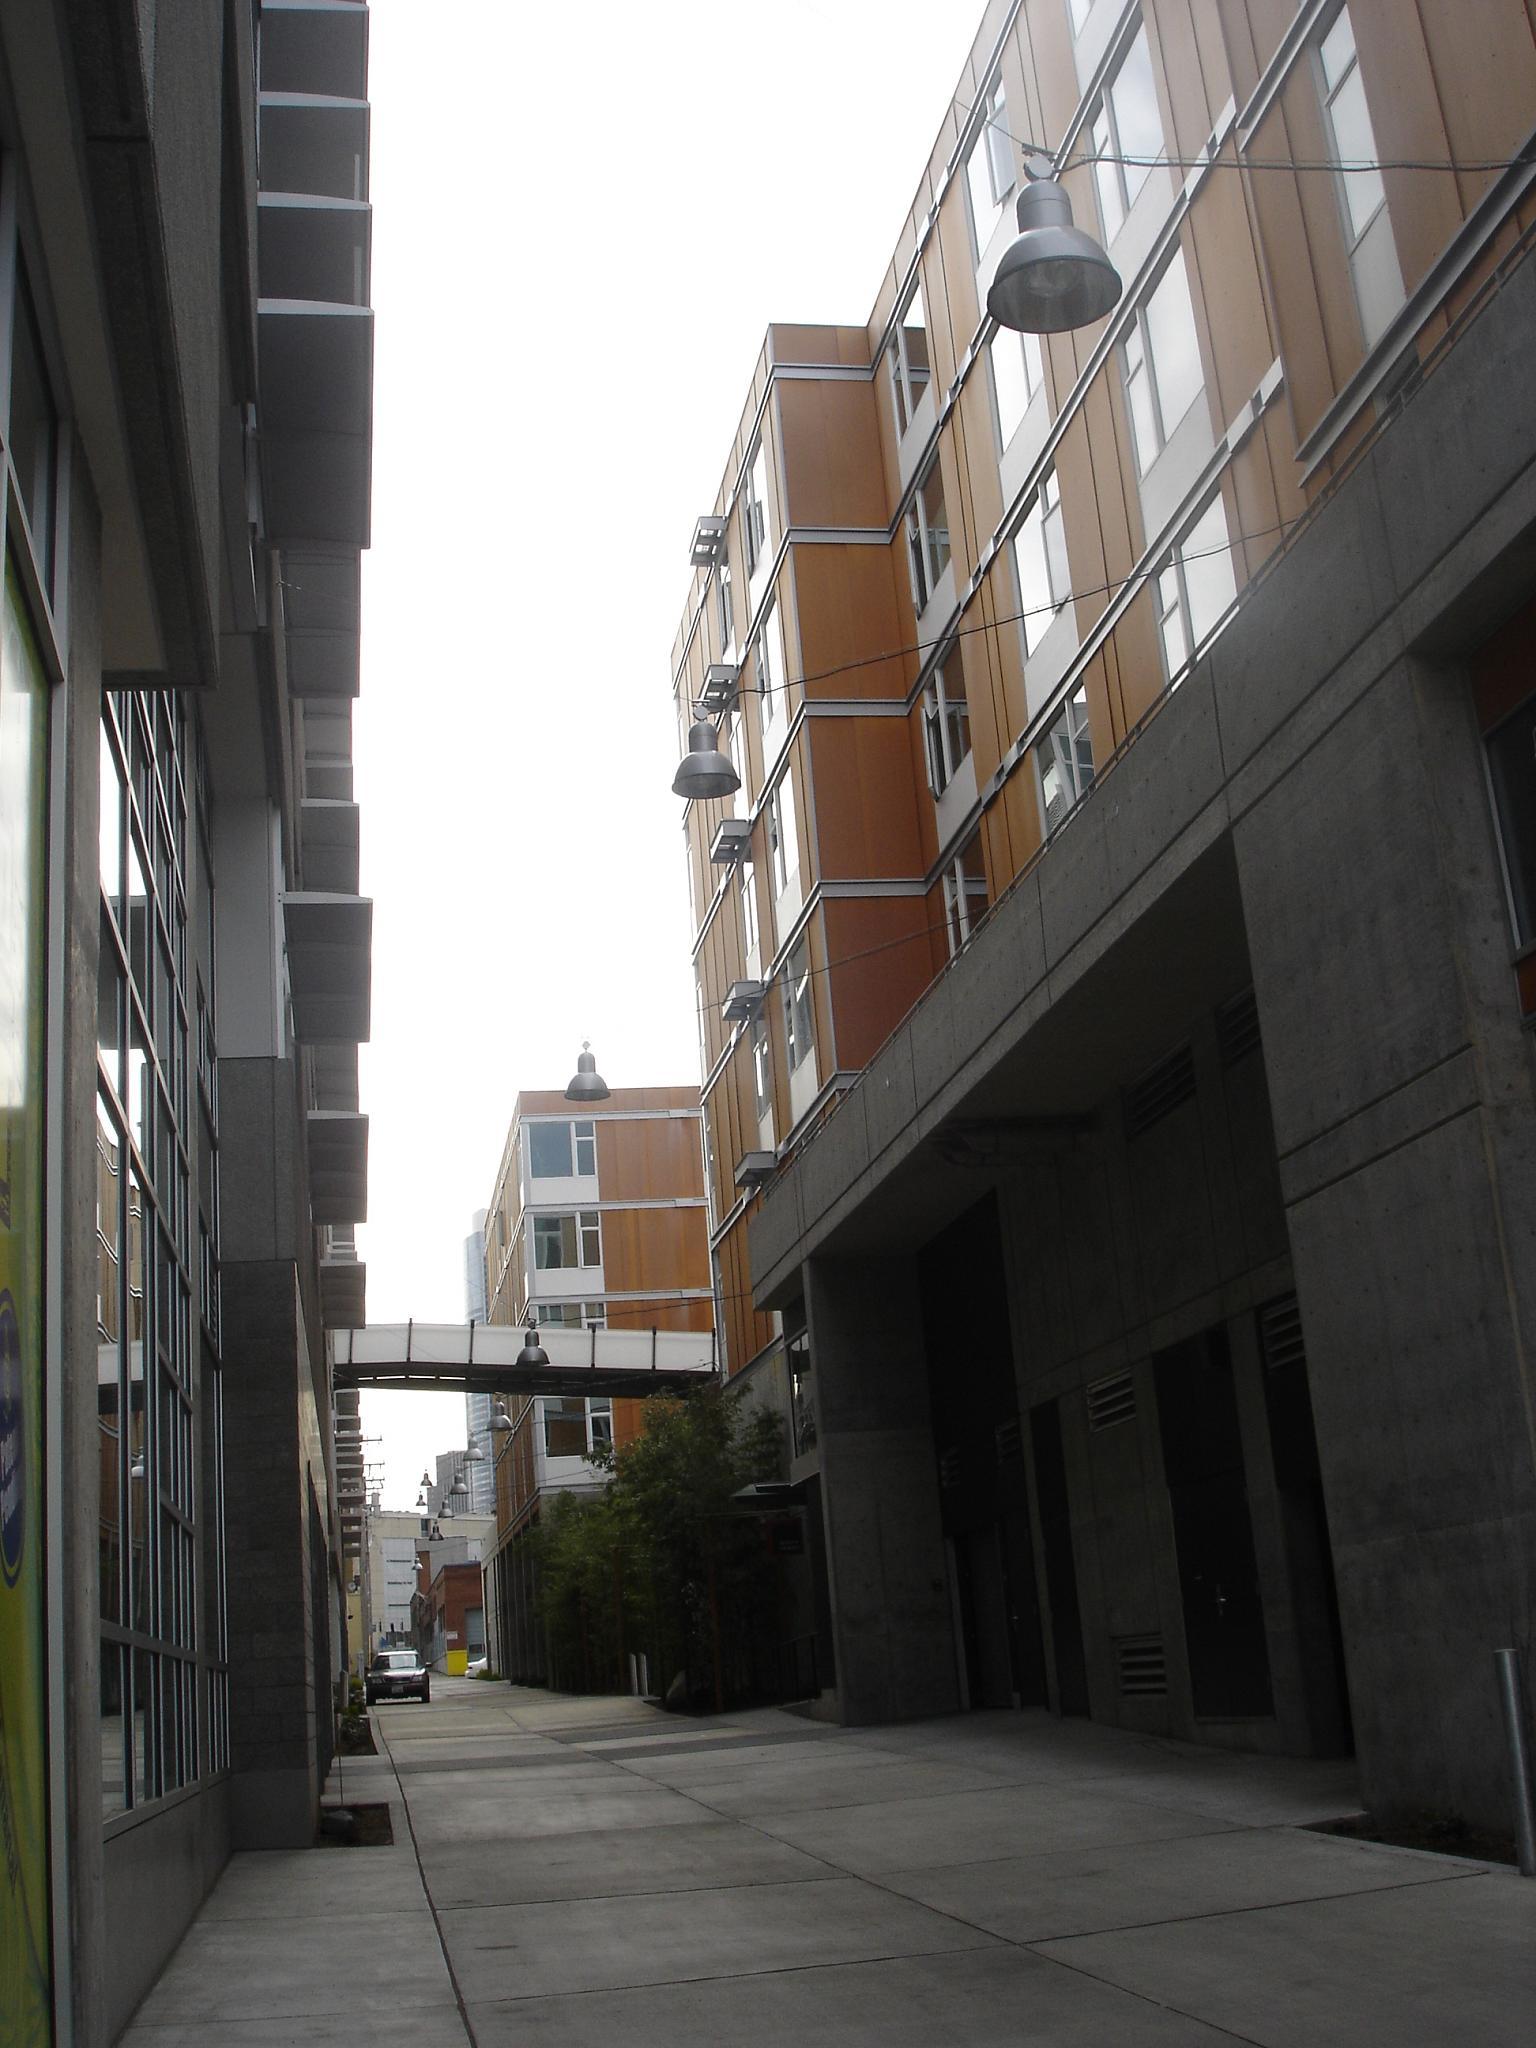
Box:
(481, 1086, 711, 1677)
(415, 1559, 487, 1675)
(674, 0, 1536, 1833)
(462, 1207, 497, 1511)
(1, 4, 376, 2039)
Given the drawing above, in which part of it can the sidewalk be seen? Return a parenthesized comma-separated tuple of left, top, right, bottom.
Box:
(123, 1677, 1535, 2045)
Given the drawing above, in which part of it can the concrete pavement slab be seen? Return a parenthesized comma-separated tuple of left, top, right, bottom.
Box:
(463, 1943, 1241, 2046)
(128, 1908, 453, 2023)
(198, 1848, 427, 1920)
(1037, 1869, 1536, 2046)
(657, 1751, 1029, 1816)
(404, 1771, 711, 1843)
(750, 1778, 1240, 1874)
(123, 2014, 467, 2047)
(878, 1824, 1490, 1943)
(439, 1873, 998, 2002)
(416, 1816, 835, 1907)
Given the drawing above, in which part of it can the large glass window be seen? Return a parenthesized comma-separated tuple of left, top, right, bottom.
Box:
(768, 770, 798, 897)
(1089, 26, 1164, 242)
(752, 1009, 774, 1118)
(1037, 686, 1095, 834)
(1122, 249, 1204, 474)
(715, 559, 734, 659)
(756, 596, 786, 756)
(743, 441, 771, 580)
(943, 832, 990, 956)
(991, 327, 1045, 449)
(1486, 694, 1536, 946)
(965, 79, 1014, 254)
(1155, 492, 1238, 682)
(783, 936, 814, 1074)
(906, 459, 950, 613)
(96, 685, 221, 1818)
(889, 282, 930, 436)
(527, 1119, 596, 1180)
(1319, 8, 1386, 246)
(1013, 469, 1070, 657)
(532, 1212, 601, 1270)
(923, 644, 971, 797)
(740, 858, 759, 958)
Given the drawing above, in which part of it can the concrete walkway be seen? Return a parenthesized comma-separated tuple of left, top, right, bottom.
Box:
(124, 1677, 1535, 2045)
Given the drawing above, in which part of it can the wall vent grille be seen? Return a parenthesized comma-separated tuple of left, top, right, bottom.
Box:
(1086, 1369, 1136, 1432)
(1124, 1043, 1196, 1137)
(1116, 1635, 1168, 1696)
(1217, 987, 1261, 1065)
(995, 1417, 1023, 1464)
(1258, 1293, 1306, 1373)
(938, 1446, 961, 1490)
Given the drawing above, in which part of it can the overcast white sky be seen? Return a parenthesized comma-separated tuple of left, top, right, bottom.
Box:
(354, 0, 986, 1506)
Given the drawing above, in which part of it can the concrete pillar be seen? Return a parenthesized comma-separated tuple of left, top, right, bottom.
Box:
(1237, 654, 1536, 1828)
(805, 1255, 960, 1724)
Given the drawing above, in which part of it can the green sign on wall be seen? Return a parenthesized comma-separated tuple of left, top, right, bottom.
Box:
(0, 559, 53, 2046)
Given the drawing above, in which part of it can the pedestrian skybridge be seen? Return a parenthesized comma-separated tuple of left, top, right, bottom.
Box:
(331, 1321, 719, 1399)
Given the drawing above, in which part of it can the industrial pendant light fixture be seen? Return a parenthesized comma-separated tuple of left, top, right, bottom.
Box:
(987, 154, 1122, 334)
(672, 705, 741, 800)
(565, 1040, 610, 1102)
(516, 1322, 549, 1369)
(490, 1400, 514, 1434)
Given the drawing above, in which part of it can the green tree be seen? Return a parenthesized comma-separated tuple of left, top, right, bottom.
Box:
(534, 1389, 785, 1706)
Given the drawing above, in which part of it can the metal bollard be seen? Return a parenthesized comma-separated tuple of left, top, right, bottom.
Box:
(1494, 1647, 1536, 1877)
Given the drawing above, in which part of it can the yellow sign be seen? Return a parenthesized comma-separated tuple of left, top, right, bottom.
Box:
(0, 559, 53, 2046)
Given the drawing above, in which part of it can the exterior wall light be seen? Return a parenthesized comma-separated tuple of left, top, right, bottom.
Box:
(566, 1040, 611, 1101)
(672, 704, 741, 799)
(987, 154, 1122, 334)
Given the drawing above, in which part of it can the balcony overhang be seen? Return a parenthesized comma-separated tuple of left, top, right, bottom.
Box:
(279, 543, 362, 698)
(258, 94, 370, 203)
(735, 1151, 776, 1190)
(320, 1254, 367, 1329)
(283, 891, 372, 1042)
(300, 799, 360, 893)
(333, 1322, 718, 1398)
(309, 1040, 360, 1112)
(258, 300, 373, 545)
(700, 662, 739, 714)
(307, 1109, 368, 1224)
(722, 978, 766, 1022)
(690, 515, 726, 567)
(259, 3, 370, 103)
(710, 817, 752, 866)
(258, 194, 370, 310)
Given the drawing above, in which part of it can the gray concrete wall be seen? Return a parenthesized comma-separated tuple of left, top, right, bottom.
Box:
(805, 1256, 960, 1723)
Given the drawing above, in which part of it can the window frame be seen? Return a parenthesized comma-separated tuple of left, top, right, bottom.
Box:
(943, 831, 990, 956)
(782, 935, 815, 1075)
(923, 642, 971, 798)
(990, 326, 1045, 450)
(906, 457, 951, 614)
(888, 280, 930, 437)
(1121, 247, 1205, 476)
(1036, 685, 1095, 836)
(1012, 467, 1070, 658)
(965, 78, 1015, 256)
(743, 440, 771, 581)
(1088, 23, 1164, 244)
(1154, 489, 1238, 686)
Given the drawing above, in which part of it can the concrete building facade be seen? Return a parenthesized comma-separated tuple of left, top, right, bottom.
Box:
(0, 3, 376, 2041)
(480, 1086, 711, 1679)
(462, 1207, 496, 1511)
(673, 0, 1536, 1833)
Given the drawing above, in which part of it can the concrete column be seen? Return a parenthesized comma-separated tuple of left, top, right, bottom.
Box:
(1237, 654, 1536, 1828)
(805, 1255, 960, 1724)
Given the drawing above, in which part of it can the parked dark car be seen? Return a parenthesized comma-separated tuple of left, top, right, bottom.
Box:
(365, 1650, 431, 1705)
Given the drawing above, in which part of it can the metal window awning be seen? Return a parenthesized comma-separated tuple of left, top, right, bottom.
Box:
(283, 891, 372, 1042)
(300, 800, 360, 893)
(278, 543, 363, 700)
(307, 1109, 368, 1223)
(332, 1321, 718, 1398)
(259, 4, 370, 104)
(320, 1253, 367, 1329)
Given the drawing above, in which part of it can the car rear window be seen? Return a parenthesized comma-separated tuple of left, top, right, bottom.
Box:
(375, 1653, 419, 1670)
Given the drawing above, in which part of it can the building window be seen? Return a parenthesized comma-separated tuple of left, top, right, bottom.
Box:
(752, 1009, 773, 1117)
(743, 440, 770, 580)
(715, 560, 734, 658)
(724, 707, 745, 796)
(965, 78, 1014, 255)
(906, 458, 950, 614)
(1319, 9, 1387, 252)
(756, 595, 786, 754)
(527, 1120, 596, 1179)
(990, 327, 1045, 449)
(889, 281, 930, 436)
(783, 936, 814, 1074)
(11, 261, 59, 592)
(767, 770, 798, 897)
(542, 1398, 589, 1458)
(740, 857, 759, 957)
(787, 1327, 816, 1455)
(588, 1400, 613, 1451)
(923, 643, 971, 797)
(1013, 468, 1070, 656)
(1486, 694, 1536, 946)
(1038, 686, 1094, 834)
(943, 832, 990, 955)
(532, 1212, 601, 1270)
(526, 1300, 606, 1330)
(1122, 249, 1204, 475)
(1089, 25, 1164, 243)
(1067, 0, 1095, 31)
(1156, 491, 1237, 682)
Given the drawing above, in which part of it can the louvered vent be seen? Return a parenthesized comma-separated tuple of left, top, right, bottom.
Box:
(1124, 1043, 1195, 1137)
(938, 1446, 961, 1490)
(1258, 1293, 1306, 1373)
(1116, 1635, 1167, 1696)
(1217, 987, 1261, 1065)
(995, 1417, 1023, 1464)
(1086, 1368, 1136, 1432)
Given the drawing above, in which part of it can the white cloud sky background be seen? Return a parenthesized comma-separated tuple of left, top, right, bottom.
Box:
(356, 0, 988, 1505)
